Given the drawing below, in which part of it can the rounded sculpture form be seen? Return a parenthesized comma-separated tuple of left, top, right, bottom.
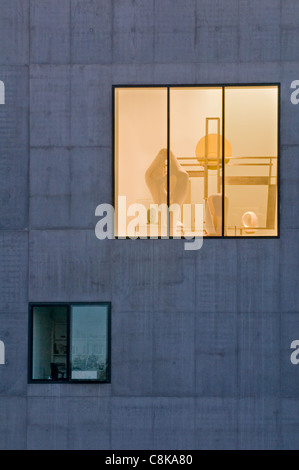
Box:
(241, 211, 258, 234)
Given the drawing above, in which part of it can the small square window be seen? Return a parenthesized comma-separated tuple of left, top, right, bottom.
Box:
(29, 303, 111, 383)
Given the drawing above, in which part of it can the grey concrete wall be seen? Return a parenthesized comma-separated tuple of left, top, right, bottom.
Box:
(0, 0, 299, 450)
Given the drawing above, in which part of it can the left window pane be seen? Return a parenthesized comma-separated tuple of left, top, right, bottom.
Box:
(115, 88, 168, 237)
(32, 306, 68, 380)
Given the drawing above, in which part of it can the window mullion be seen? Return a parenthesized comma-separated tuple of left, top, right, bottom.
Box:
(167, 86, 170, 238)
(222, 86, 225, 237)
(67, 304, 71, 382)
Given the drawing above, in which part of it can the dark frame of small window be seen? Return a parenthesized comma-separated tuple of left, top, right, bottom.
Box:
(28, 302, 111, 384)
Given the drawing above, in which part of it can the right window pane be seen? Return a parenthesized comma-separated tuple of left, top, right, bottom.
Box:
(70, 305, 109, 381)
(224, 86, 278, 236)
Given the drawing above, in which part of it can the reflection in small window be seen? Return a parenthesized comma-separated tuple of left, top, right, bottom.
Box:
(71, 305, 109, 381)
(30, 303, 110, 383)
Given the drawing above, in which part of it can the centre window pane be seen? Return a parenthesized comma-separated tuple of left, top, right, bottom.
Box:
(169, 87, 223, 236)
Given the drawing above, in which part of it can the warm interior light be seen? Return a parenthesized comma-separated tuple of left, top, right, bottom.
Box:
(114, 86, 278, 237)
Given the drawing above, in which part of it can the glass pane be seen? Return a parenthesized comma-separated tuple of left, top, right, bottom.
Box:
(32, 306, 68, 380)
(70, 305, 109, 381)
(115, 88, 168, 237)
(170, 87, 223, 237)
(224, 86, 278, 236)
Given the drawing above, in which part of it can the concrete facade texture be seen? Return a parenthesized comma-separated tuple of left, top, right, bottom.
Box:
(0, 0, 298, 450)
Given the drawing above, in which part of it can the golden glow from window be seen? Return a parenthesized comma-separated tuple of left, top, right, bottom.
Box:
(114, 85, 278, 237)
(224, 86, 278, 236)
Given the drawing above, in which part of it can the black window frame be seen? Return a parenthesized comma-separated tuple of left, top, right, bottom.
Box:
(113, 83, 280, 239)
(28, 302, 111, 384)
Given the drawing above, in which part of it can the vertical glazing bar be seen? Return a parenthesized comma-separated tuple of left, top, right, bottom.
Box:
(67, 305, 71, 381)
(113, 88, 118, 236)
(222, 87, 225, 237)
(107, 303, 111, 383)
(29, 305, 33, 381)
(167, 87, 170, 238)
(204, 118, 209, 205)
(277, 84, 280, 238)
(217, 118, 221, 193)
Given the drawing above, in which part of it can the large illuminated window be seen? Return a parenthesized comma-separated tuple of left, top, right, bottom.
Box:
(114, 85, 279, 238)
